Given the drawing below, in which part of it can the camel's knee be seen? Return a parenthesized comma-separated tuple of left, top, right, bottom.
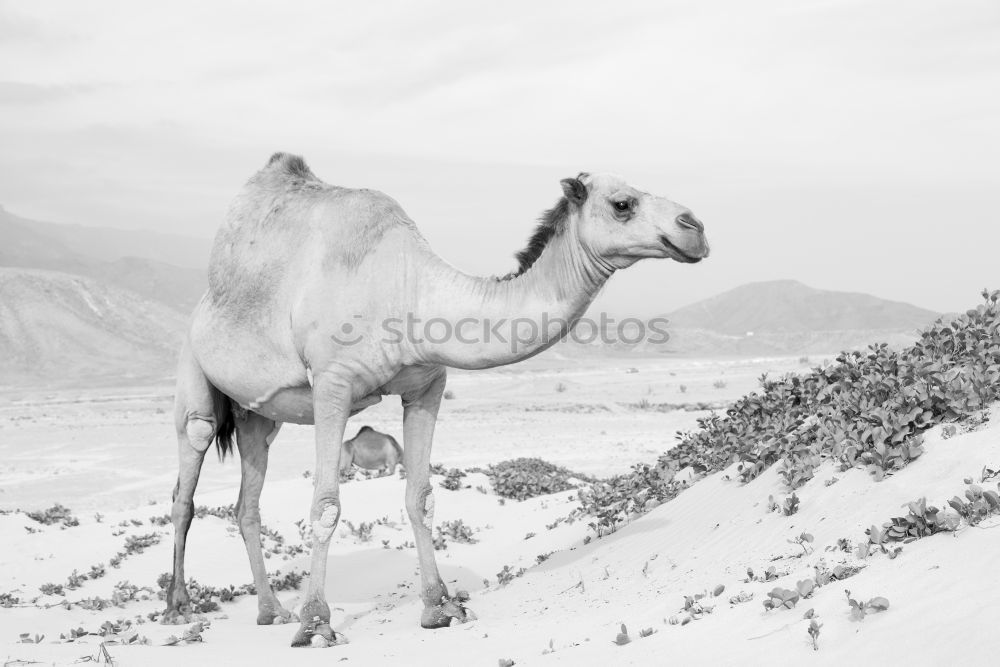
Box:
(185, 418, 215, 453)
(236, 505, 261, 538)
(406, 484, 435, 531)
(311, 497, 341, 544)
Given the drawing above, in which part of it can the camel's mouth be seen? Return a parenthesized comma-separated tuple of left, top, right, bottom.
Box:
(659, 235, 703, 264)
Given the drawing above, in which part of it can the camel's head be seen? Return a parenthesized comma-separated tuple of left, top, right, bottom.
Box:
(562, 172, 710, 268)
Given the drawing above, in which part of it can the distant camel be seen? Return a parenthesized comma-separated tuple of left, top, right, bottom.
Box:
(340, 426, 402, 477)
(163, 153, 709, 647)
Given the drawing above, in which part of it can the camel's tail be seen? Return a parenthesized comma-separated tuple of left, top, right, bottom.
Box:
(211, 385, 236, 460)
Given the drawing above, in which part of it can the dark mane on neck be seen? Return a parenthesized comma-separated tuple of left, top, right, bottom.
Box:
(500, 197, 570, 280)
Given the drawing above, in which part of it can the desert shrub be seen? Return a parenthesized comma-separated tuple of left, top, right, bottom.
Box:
(65, 570, 87, 590)
(864, 484, 1000, 556)
(436, 519, 477, 544)
(443, 390, 455, 400)
(26, 503, 78, 527)
(124, 533, 161, 555)
(440, 468, 466, 491)
(578, 290, 1000, 534)
(194, 505, 237, 522)
(496, 564, 526, 586)
(39, 582, 65, 596)
(577, 461, 685, 534)
(487, 458, 583, 501)
(342, 520, 373, 542)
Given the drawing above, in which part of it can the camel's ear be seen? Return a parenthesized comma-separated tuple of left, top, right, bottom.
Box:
(560, 177, 588, 206)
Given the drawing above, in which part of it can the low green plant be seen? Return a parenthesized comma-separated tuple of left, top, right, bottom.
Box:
(846, 590, 889, 619)
(26, 503, 78, 528)
(343, 520, 374, 542)
(440, 468, 467, 491)
(496, 565, 526, 586)
(789, 531, 814, 554)
(808, 618, 822, 650)
(577, 290, 1000, 533)
(124, 533, 161, 555)
(39, 582, 65, 596)
(488, 458, 583, 501)
(763, 587, 800, 611)
(782, 493, 800, 516)
(436, 519, 477, 545)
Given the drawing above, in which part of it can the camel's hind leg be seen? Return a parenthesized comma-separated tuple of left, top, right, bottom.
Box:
(235, 413, 298, 625)
(163, 340, 218, 624)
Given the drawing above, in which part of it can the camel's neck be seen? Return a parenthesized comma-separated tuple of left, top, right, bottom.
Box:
(413, 225, 615, 369)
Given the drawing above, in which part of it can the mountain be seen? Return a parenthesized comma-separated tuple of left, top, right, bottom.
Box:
(664, 280, 939, 337)
(0, 268, 186, 386)
(0, 205, 209, 313)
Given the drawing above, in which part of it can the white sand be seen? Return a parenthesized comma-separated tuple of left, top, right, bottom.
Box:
(2, 356, 997, 665)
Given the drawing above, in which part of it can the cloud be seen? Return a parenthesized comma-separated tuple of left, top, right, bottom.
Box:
(0, 0, 997, 313)
(0, 81, 103, 105)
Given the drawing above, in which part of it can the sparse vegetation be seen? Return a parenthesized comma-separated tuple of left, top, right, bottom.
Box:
(496, 564, 526, 586)
(435, 519, 478, 546)
(26, 503, 78, 528)
(124, 533, 161, 555)
(846, 590, 890, 619)
(486, 458, 585, 501)
(578, 290, 1000, 534)
(440, 467, 467, 491)
(343, 519, 374, 542)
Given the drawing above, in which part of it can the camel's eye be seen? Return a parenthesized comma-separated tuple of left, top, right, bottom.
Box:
(612, 200, 630, 213)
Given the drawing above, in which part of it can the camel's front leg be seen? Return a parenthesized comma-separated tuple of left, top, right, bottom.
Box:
(402, 369, 472, 628)
(290, 369, 353, 648)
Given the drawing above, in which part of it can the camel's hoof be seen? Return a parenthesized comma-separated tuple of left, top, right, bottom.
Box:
(290, 620, 347, 648)
(161, 608, 205, 626)
(257, 606, 299, 626)
(420, 596, 473, 629)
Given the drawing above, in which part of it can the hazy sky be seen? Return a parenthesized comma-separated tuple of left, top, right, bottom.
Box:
(1, 0, 998, 315)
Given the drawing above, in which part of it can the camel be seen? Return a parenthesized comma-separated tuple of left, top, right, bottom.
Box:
(163, 153, 709, 647)
(340, 425, 403, 477)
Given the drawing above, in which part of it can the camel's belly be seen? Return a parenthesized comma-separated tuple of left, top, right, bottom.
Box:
(236, 386, 385, 426)
(244, 386, 315, 424)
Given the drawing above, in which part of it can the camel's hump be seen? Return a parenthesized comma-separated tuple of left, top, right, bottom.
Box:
(262, 152, 316, 180)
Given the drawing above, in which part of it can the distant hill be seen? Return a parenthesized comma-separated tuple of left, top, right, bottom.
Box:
(0, 205, 208, 313)
(0, 268, 186, 386)
(664, 280, 939, 337)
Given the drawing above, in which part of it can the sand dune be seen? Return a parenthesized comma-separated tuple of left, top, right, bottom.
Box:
(1, 362, 998, 664)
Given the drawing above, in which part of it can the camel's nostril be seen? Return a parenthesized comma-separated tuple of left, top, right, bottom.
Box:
(676, 212, 704, 232)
